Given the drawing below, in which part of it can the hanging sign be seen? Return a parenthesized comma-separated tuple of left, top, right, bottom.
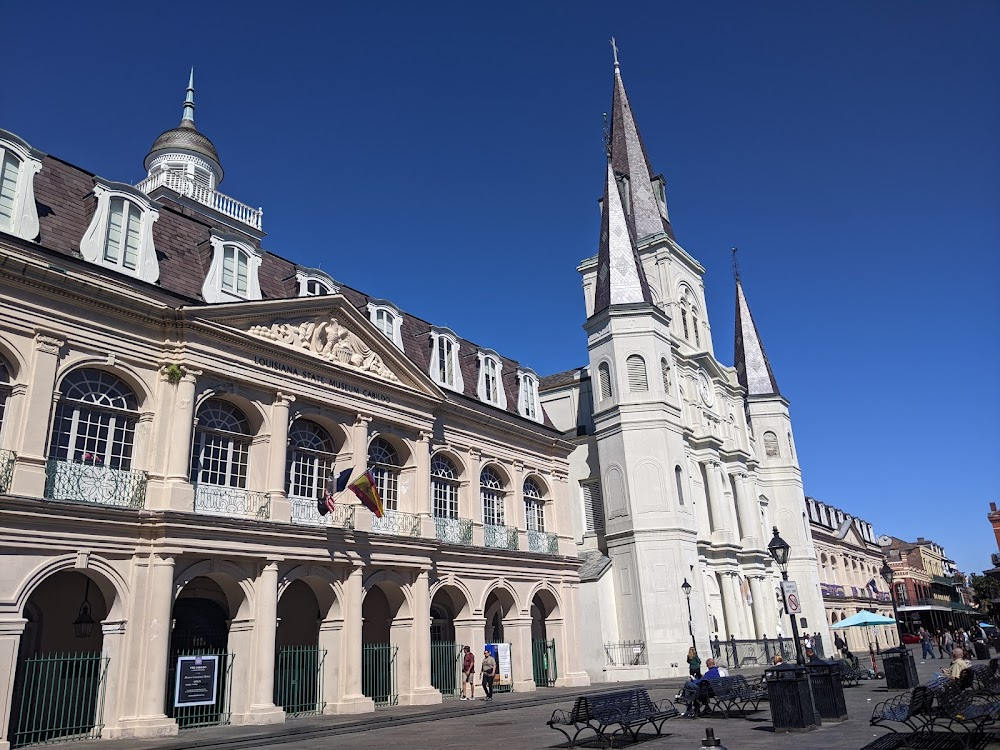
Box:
(174, 654, 219, 707)
(781, 580, 802, 614)
(486, 643, 513, 688)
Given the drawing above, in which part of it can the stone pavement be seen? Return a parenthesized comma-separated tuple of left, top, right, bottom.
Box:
(71, 652, 998, 750)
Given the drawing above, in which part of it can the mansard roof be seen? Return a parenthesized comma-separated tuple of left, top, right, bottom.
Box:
(20, 148, 554, 431)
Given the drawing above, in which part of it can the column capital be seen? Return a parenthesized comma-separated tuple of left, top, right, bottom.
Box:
(102, 620, 127, 635)
(354, 413, 373, 427)
(417, 430, 433, 444)
(159, 363, 202, 383)
(33, 330, 64, 354)
(274, 392, 296, 407)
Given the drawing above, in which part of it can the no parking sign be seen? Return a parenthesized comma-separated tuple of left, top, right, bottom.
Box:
(781, 580, 802, 614)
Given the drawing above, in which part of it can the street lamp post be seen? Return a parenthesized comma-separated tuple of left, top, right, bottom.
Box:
(682, 578, 696, 650)
(881, 559, 903, 647)
(768, 526, 804, 665)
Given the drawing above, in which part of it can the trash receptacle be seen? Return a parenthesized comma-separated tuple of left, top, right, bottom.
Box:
(975, 641, 990, 660)
(765, 662, 821, 732)
(882, 646, 919, 690)
(807, 660, 848, 722)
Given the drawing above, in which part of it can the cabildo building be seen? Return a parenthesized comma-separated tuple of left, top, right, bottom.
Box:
(0, 72, 590, 747)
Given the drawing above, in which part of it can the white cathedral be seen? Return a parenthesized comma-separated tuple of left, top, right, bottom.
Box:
(540, 51, 828, 680)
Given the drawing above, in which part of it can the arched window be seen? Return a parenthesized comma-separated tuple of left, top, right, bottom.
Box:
(681, 307, 689, 340)
(0, 355, 10, 436)
(523, 477, 544, 532)
(431, 455, 459, 520)
(367, 300, 404, 349)
(763, 431, 780, 458)
(368, 437, 399, 511)
(480, 467, 505, 526)
(374, 308, 394, 339)
(306, 279, 329, 296)
(626, 355, 648, 392)
(50, 369, 139, 469)
(103, 198, 143, 271)
(674, 465, 685, 505)
(286, 420, 336, 501)
(660, 357, 671, 394)
(191, 400, 251, 488)
(598, 362, 613, 400)
(692, 310, 700, 346)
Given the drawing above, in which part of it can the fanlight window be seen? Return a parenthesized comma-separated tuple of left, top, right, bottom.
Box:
(305, 279, 329, 296)
(480, 466, 505, 526)
(431, 455, 459, 520)
(103, 198, 142, 271)
(287, 420, 337, 500)
(523, 477, 545, 532)
(191, 400, 252, 488)
(368, 437, 399, 511)
(50, 369, 139, 470)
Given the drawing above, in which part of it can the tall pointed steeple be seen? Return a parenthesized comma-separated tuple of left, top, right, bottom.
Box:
(181, 68, 196, 127)
(733, 254, 781, 397)
(608, 41, 675, 241)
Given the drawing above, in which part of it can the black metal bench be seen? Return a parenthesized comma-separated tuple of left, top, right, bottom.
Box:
(838, 657, 867, 687)
(871, 685, 937, 733)
(547, 688, 680, 746)
(702, 675, 768, 718)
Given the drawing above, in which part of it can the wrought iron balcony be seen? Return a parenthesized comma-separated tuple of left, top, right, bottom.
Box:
(289, 496, 355, 530)
(370, 509, 420, 537)
(44, 459, 147, 509)
(0, 449, 14, 494)
(194, 483, 270, 520)
(527, 529, 559, 554)
(136, 171, 263, 230)
(434, 516, 473, 545)
(484, 523, 518, 551)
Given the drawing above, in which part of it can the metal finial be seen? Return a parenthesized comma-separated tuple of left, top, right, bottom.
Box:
(181, 67, 196, 126)
(732, 246, 741, 284)
(611, 37, 620, 68)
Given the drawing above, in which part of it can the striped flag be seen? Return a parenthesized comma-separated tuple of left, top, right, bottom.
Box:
(349, 470, 384, 518)
(317, 468, 353, 516)
(867, 577, 879, 593)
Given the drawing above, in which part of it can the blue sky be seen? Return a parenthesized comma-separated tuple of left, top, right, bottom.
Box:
(6, 1, 998, 573)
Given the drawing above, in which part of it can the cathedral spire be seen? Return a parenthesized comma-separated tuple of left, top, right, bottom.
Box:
(733, 250, 781, 397)
(593, 158, 653, 314)
(608, 44, 675, 241)
(181, 68, 196, 128)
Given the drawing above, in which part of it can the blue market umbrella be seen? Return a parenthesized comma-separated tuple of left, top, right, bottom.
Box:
(831, 611, 896, 629)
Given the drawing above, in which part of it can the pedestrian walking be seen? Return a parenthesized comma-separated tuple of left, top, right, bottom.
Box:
(834, 633, 848, 658)
(460, 645, 476, 700)
(944, 629, 954, 656)
(687, 646, 702, 679)
(481, 648, 497, 702)
(712, 635, 720, 659)
(936, 630, 946, 659)
(920, 628, 936, 659)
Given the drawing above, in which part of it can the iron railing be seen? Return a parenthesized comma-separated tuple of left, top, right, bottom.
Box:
(274, 645, 325, 717)
(10, 651, 108, 748)
(532, 639, 557, 687)
(527, 530, 559, 554)
(44, 459, 147, 509)
(361, 643, 398, 707)
(0, 448, 15, 494)
(604, 640, 648, 666)
(370, 510, 420, 537)
(430, 642, 462, 699)
(289, 497, 355, 530)
(484, 523, 518, 550)
(713, 635, 824, 669)
(193, 484, 270, 520)
(434, 517, 473, 545)
(167, 649, 234, 729)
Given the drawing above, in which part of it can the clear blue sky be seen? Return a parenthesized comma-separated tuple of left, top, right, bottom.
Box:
(6, 2, 998, 574)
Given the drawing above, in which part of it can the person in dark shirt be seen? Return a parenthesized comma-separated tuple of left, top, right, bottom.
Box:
(680, 658, 722, 716)
(460, 646, 475, 700)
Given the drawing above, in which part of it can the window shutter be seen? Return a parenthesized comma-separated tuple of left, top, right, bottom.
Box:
(582, 480, 605, 533)
(626, 355, 648, 392)
(0, 152, 20, 226)
(598, 363, 612, 400)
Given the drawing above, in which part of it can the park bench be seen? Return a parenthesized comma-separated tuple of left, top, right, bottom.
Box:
(839, 657, 867, 687)
(547, 688, 679, 747)
(701, 675, 768, 718)
(871, 685, 936, 733)
(931, 687, 1000, 739)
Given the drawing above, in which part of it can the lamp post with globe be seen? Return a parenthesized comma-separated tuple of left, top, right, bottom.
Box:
(768, 526, 804, 665)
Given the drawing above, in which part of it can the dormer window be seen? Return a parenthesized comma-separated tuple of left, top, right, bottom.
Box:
(476, 350, 507, 408)
(295, 268, 338, 298)
(429, 327, 463, 392)
(203, 233, 262, 303)
(366, 299, 404, 350)
(517, 369, 542, 422)
(0, 130, 43, 241)
(80, 179, 160, 283)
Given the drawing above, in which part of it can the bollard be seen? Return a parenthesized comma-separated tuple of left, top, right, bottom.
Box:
(701, 727, 727, 749)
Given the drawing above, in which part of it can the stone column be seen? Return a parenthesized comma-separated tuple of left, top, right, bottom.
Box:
(401, 570, 440, 705)
(414, 431, 434, 538)
(319, 618, 344, 714)
(226, 618, 255, 725)
(552, 583, 590, 686)
(332, 566, 373, 713)
(706, 461, 734, 545)
(511, 461, 526, 550)
(159, 367, 200, 511)
(718, 572, 740, 639)
(749, 575, 772, 640)
(98, 620, 128, 736)
(352, 415, 372, 477)
(505, 616, 536, 692)
(243, 561, 284, 724)
(0, 618, 26, 750)
(9, 332, 63, 497)
(266, 394, 294, 523)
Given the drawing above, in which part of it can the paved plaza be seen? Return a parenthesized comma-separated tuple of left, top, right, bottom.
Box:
(67, 652, 1000, 750)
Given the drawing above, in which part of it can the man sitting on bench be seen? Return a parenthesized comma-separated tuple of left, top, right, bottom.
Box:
(680, 657, 725, 717)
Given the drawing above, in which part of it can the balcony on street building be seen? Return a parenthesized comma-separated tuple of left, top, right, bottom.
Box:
(289, 496, 356, 530)
(194, 483, 270, 520)
(434, 516, 473, 545)
(484, 523, 519, 551)
(43, 458, 147, 509)
(527, 529, 559, 554)
(370, 509, 421, 537)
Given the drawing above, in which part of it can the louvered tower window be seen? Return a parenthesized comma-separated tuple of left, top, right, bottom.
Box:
(660, 358, 671, 393)
(597, 362, 613, 400)
(625, 355, 648, 392)
(581, 480, 605, 533)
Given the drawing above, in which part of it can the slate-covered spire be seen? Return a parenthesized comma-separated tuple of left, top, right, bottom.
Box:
(593, 159, 653, 314)
(609, 42, 675, 241)
(733, 261, 781, 397)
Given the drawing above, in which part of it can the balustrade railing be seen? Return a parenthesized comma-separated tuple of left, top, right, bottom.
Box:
(136, 171, 263, 230)
(0, 449, 14, 494)
(44, 459, 147, 509)
(527, 530, 559, 554)
(484, 523, 519, 550)
(194, 484, 270, 520)
(434, 516, 473, 545)
(289, 497, 355, 530)
(370, 509, 420, 537)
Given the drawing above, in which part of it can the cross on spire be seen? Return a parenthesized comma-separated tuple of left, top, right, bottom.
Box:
(611, 37, 620, 67)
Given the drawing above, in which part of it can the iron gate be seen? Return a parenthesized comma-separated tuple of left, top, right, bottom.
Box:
(274, 645, 326, 717)
(430, 642, 461, 699)
(166, 649, 234, 729)
(362, 643, 398, 707)
(532, 639, 557, 687)
(10, 651, 108, 747)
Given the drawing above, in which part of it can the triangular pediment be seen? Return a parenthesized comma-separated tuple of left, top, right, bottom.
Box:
(837, 518, 867, 549)
(180, 295, 444, 399)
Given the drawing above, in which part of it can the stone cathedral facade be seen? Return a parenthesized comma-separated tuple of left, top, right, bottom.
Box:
(540, 54, 828, 681)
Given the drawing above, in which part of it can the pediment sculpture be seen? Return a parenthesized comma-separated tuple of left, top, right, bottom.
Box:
(247, 314, 399, 382)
